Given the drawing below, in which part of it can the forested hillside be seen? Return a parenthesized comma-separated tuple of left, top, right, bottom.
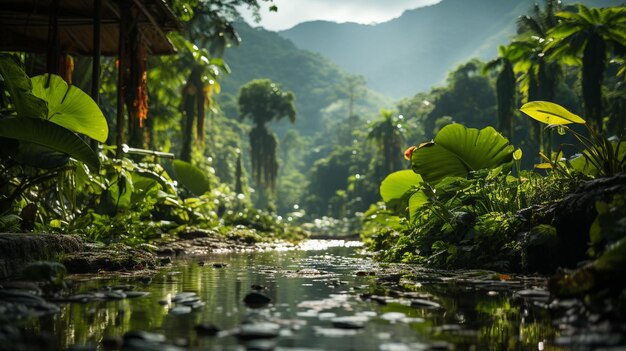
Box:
(220, 22, 391, 136)
(280, 0, 623, 97)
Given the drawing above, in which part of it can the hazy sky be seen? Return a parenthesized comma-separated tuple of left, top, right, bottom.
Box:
(240, 0, 442, 31)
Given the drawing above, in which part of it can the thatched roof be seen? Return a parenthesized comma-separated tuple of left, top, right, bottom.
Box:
(0, 0, 182, 55)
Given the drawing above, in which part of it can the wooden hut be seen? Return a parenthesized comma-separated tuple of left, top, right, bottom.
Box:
(0, 0, 182, 154)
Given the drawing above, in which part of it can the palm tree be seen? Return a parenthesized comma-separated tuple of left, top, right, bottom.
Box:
(367, 110, 405, 176)
(546, 5, 626, 131)
(509, 37, 561, 152)
(516, 0, 563, 151)
(178, 1, 252, 162)
(484, 45, 521, 139)
(517, 0, 563, 103)
(238, 79, 296, 199)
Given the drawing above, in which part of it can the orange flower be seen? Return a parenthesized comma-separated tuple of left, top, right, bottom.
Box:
(404, 146, 417, 160)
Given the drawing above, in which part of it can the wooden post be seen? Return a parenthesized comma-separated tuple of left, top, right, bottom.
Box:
(91, 0, 102, 151)
(46, 0, 61, 76)
(116, 1, 129, 158)
(91, 0, 101, 103)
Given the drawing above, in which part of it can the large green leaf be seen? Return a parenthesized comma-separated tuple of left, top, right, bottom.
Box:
(409, 191, 429, 222)
(0, 117, 99, 170)
(380, 170, 423, 203)
(31, 74, 108, 142)
(520, 101, 586, 125)
(411, 124, 514, 185)
(172, 160, 211, 196)
(380, 170, 428, 220)
(0, 54, 47, 118)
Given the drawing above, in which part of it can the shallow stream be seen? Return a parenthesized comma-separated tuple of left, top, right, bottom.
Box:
(8, 240, 623, 350)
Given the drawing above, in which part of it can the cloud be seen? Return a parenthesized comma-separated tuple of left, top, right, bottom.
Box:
(240, 0, 442, 31)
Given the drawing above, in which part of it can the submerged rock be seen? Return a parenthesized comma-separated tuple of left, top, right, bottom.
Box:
(244, 292, 272, 307)
(194, 323, 220, 336)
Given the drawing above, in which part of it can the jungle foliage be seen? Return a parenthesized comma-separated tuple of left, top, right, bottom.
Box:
(361, 2, 625, 278)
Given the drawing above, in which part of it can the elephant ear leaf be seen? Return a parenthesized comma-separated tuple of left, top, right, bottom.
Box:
(0, 117, 100, 170)
(172, 160, 211, 196)
(380, 170, 428, 218)
(31, 74, 108, 142)
(411, 124, 514, 185)
(380, 170, 423, 203)
(0, 54, 47, 118)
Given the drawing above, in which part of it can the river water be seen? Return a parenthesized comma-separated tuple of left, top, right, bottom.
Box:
(13, 240, 610, 350)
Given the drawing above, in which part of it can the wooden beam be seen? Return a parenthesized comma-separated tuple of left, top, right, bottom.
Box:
(116, 0, 129, 158)
(91, 0, 101, 103)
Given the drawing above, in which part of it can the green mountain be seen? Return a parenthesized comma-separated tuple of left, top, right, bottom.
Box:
(220, 22, 390, 136)
(279, 0, 623, 98)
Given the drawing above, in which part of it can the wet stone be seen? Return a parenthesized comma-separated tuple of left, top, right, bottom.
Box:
(243, 339, 277, 351)
(194, 323, 220, 336)
(377, 274, 403, 284)
(330, 316, 368, 329)
(244, 292, 272, 308)
(171, 292, 197, 303)
(297, 268, 321, 275)
(410, 299, 441, 309)
(112, 284, 134, 291)
(515, 289, 550, 301)
(236, 322, 280, 340)
(104, 291, 126, 300)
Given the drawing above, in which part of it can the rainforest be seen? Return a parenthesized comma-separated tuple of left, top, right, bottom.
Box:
(0, 0, 625, 350)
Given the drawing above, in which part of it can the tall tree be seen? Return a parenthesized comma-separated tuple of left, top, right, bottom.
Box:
(174, 0, 276, 161)
(367, 110, 405, 176)
(546, 5, 626, 131)
(484, 45, 520, 139)
(238, 79, 296, 201)
(516, 0, 563, 151)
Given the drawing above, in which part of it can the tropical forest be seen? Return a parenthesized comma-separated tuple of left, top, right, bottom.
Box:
(0, 0, 625, 350)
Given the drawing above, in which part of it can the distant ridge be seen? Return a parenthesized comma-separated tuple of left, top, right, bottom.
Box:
(279, 0, 623, 98)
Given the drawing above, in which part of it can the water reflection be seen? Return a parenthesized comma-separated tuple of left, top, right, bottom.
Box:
(19, 240, 570, 350)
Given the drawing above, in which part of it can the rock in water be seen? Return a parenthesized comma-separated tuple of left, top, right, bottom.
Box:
(243, 291, 272, 307)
